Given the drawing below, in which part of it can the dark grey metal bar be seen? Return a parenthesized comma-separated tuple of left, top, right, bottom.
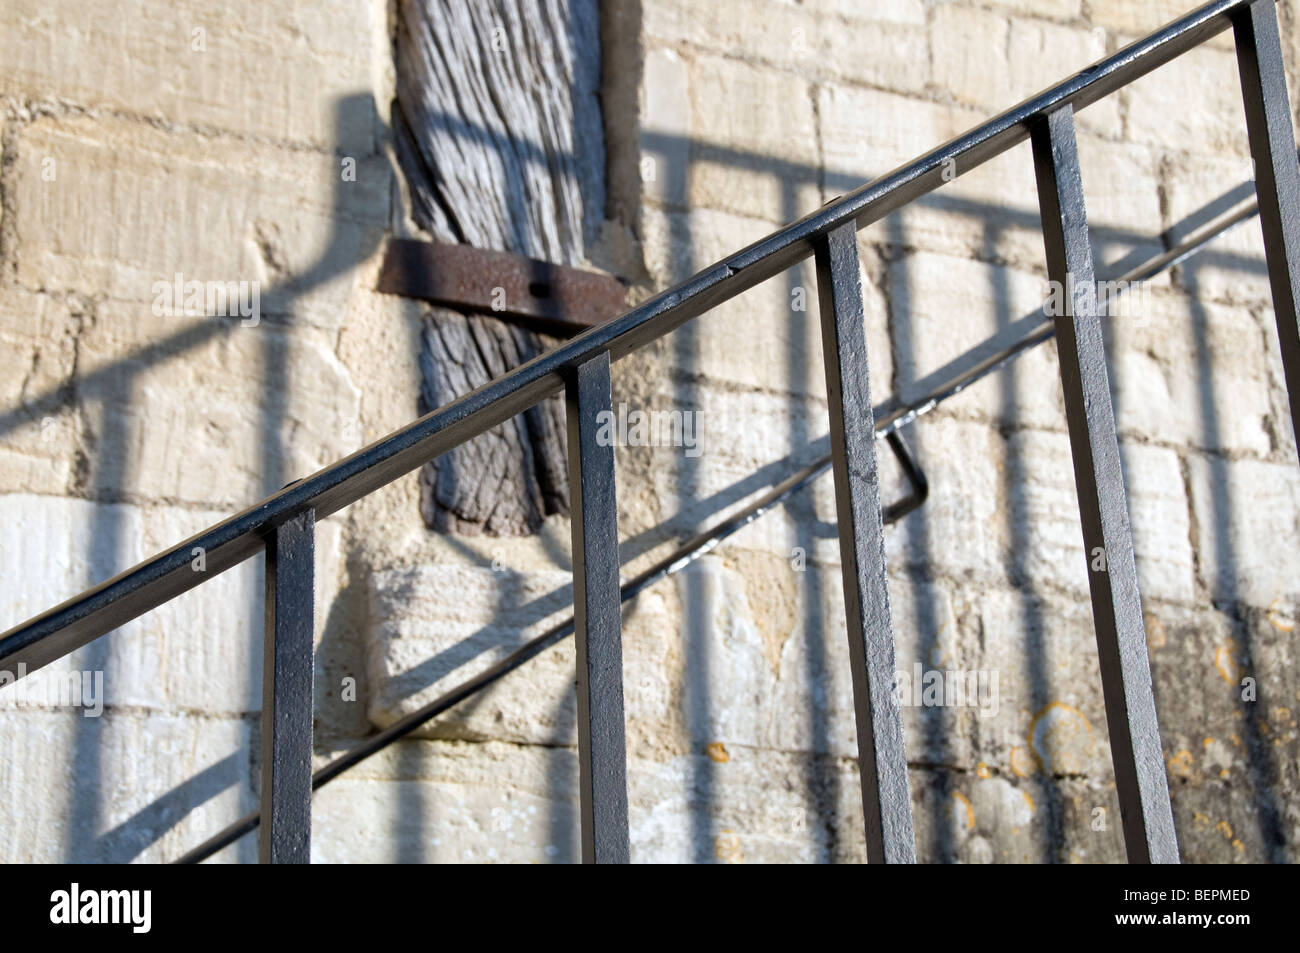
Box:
(815, 221, 915, 864)
(565, 352, 630, 864)
(1031, 105, 1178, 864)
(1234, 0, 1300, 463)
(0, 0, 1254, 683)
(260, 509, 315, 864)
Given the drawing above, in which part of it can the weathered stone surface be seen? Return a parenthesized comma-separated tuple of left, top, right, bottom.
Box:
(0, 287, 80, 494)
(644, 0, 930, 99)
(1186, 453, 1300, 610)
(0, 493, 344, 714)
(0, 709, 254, 863)
(931, 8, 1117, 134)
(12, 114, 388, 322)
(1107, 292, 1274, 456)
(886, 414, 1011, 586)
(1121, 45, 1251, 158)
(1002, 429, 1196, 604)
(890, 251, 1066, 432)
(2, 0, 1297, 867)
(641, 205, 889, 403)
(365, 562, 676, 746)
(1160, 151, 1272, 306)
(1090, 1, 1236, 51)
(1147, 602, 1300, 862)
(75, 302, 362, 508)
(819, 84, 1155, 272)
(678, 54, 821, 224)
(0, 0, 374, 148)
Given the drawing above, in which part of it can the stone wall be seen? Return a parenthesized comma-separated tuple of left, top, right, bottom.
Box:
(1, 0, 1298, 863)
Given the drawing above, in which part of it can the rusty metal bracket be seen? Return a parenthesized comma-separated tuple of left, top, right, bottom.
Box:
(376, 238, 627, 337)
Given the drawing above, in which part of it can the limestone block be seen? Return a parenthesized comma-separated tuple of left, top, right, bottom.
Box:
(889, 251, 1067, 432)
(365, 561, 677, 747)
(0, 709, 254, 863)
(13, 115, 388, 324)
(930, 8, 1117, 135)
(628, 747, 863, 863)
(1147, 602, 1300, 862)
(75, 301, 362, 508)
(644, 0, 929, 96)
(885, 415, 1011, 586)
(640, 204, 889, 402)
(680, 54, 821, 224)
(1089, 1, 1236, 51)
(971, 588, 1113, 782)
(1186, 453, 1300, 609)
(1002, 429, 1196, 603)
(820, 85, 1155, 271)
(0, 287, 79, 494)
(1161, 151, 1271, 306)
(1121, 44, 1251, 158)
(311, 738, 578, 864)
(0, 493, 343, 714)
(981, 0, 1082, 19)
(0, 0, 374, 149)
(1108, 292, 1274, 456)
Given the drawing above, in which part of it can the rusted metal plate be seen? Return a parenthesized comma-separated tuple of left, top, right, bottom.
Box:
(377, 238, 627, 336)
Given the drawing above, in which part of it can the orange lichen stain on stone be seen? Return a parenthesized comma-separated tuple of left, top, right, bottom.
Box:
(714, 830, 743, 864)
(1220, 769, 1230, 779)
(975, 762, 991, 779)
(1028, 702, 1096, 775)
(1229, 734, 1242, 747)
(1266, 597, 1294, 632)
(1273, 707, 1293, 725)
(1167, 749, 1194, 779)
(1009, 746, 1036, 778)
(705, 742, 730, 763)
(1232, 839, 1245, 855)
(952, 791, 975, 830)
(1022, 790, 1035, 813)
(1216, 820, 1234, 841)
(1214, 639, 1243, 684)
(1144, 611, 1167, 651)
(1203, 737, 1214, 748)
(1192, 811, 1211, 829)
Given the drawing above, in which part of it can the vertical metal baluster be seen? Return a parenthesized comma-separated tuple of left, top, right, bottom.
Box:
(815, 221, 915, 864)
(1234, 0, 1300, 463)
(1031, 104, 1179, 864)
(566, 352, 630, 864)
(261, 508, 315, 864)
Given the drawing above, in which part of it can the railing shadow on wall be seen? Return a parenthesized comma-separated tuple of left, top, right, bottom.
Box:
(0, 4, 1293, 863)
(1, 107, 1283, 865)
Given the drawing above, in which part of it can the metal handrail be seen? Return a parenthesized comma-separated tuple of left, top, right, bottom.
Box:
(4, 0, 1297, 864)
(0, 0, 1251, 677)
(173, 170, 1259, 864)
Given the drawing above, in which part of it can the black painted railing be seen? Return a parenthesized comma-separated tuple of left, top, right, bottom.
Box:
(3, 0, 1299, 864)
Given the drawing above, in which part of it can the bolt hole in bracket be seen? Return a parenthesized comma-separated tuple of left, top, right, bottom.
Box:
(377, 238, 626, 337)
